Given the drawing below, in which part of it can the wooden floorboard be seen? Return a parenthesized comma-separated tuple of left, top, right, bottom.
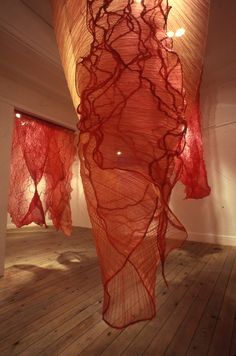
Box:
(186, 249, 235, 356)
(144, 245, 229, 355)
(121, 244, 215, 356)
(208, 255, 236, 356)
(0, 227, 235, 356)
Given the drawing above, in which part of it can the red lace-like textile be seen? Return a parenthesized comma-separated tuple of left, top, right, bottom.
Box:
(180, 82, 211, 198)
(8, 112, 76, 236)
(52, 0, 210, 328)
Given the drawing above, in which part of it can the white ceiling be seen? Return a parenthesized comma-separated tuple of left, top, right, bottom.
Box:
(20, 0, 53, 27)
(0, 0, 78, 127)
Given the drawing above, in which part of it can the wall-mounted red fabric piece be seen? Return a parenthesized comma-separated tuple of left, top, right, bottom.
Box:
(52, 0, 211, 328)
(8, 112, 76, 235)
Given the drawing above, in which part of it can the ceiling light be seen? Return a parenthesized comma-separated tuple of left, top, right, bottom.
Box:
(175, 28, 186, 37)
(167, 31, 175, 38)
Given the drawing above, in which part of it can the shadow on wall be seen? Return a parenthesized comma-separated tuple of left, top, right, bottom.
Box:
(171, 0, 236, 246)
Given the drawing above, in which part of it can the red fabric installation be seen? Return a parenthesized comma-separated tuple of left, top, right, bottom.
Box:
(52, 0, 211, 328)
(180, 81, 211, 198)
(8, 112, 76, 236)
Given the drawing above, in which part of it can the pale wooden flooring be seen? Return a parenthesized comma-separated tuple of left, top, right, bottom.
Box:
(0, 227, 235, 356)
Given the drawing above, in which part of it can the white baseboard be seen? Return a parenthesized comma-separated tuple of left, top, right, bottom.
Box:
(188, 232, 236, 247)
(7, 223, 54, 233)
(7, 223, 17, 230)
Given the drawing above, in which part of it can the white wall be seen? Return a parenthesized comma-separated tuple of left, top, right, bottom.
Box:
(71, 160, 92, 228)
(0, 102, 14, 275)
(171, 0, 236, 246)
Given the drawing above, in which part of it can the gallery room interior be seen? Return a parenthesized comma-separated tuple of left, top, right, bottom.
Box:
(0, 0, 235, 355)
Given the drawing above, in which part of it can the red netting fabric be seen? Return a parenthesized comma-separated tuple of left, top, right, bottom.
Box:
(8, 112, 76, 236)
(52, 0, 211, 328)
(180, 82, 211, 198)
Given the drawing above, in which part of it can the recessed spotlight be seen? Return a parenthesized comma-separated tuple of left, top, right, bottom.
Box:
(167, 31, 175, 38)
(175, 28, 186, 37)
(15, 113, 21, 118)
(117, 151, 122, 156)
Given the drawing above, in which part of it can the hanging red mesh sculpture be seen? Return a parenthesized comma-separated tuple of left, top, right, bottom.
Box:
(166, 1, 211, 199)
(52, 0, 211, 328)
(8, 112, 76, 236)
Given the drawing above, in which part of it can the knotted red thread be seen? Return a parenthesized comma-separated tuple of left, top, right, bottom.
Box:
(8, 112, 76, 236)
(52, 0, 210, 328)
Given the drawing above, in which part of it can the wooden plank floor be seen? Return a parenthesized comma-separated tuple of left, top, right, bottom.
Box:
(0, 227, 235, 356)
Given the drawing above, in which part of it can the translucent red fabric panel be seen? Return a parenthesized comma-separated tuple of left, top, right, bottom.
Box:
(8, 112, 76, 235)
(180, 84, 211, 198)
(52, 0, 210, 327)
